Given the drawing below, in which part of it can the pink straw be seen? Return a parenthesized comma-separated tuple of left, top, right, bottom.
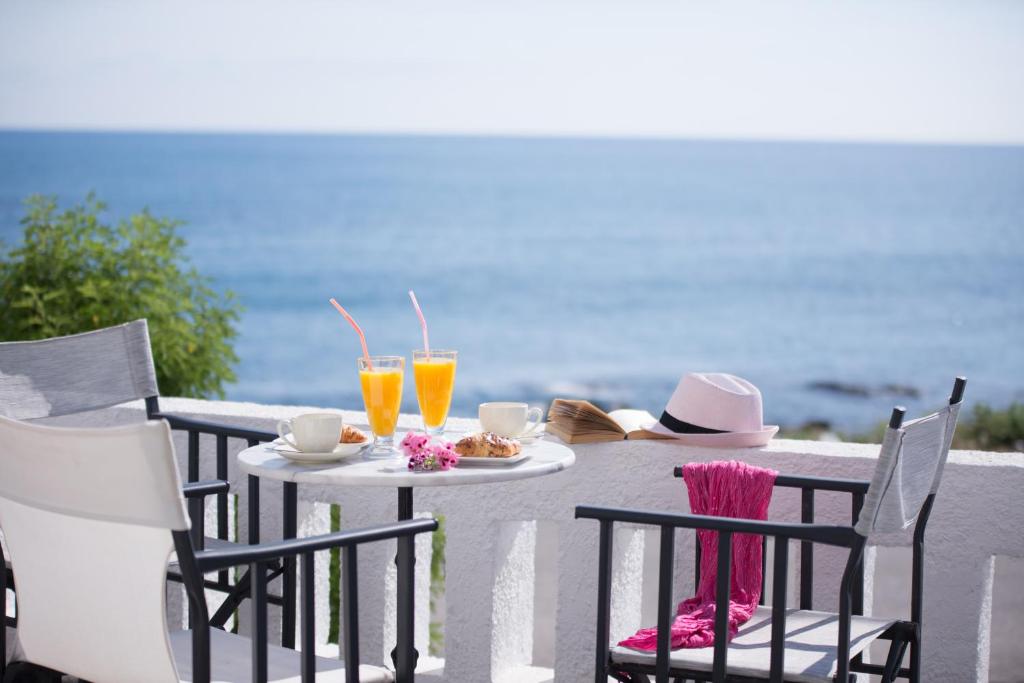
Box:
(408, 290, 430, 358)
(329, 298, 372, 369)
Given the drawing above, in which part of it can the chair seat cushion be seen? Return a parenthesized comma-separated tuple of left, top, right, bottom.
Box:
(170, 629, 394, 682)
(610, 606, 894, 683)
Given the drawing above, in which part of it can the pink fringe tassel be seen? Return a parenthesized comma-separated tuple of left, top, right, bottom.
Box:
(619, 460, 777, 650)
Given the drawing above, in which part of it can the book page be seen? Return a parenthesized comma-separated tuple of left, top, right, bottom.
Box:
(548, 399, 624, 435)
(607, 409, 659, 438)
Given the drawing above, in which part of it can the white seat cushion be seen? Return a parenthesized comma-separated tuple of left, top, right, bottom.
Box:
(170, 629, 394, 683)
(610, 606, 893, 683)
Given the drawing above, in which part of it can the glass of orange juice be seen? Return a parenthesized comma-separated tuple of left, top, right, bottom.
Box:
(358, 355, 405, 457)
(413, 350, 457, 435)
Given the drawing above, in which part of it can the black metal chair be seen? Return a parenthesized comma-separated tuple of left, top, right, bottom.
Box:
(0, 320, 284, 637)
(576, 377, 966, 683)
(0, 415, 432, 682)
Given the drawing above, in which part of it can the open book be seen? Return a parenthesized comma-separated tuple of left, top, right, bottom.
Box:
(545, 399, 671, 444)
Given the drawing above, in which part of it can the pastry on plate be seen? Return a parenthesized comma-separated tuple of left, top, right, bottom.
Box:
(455, 432, 521, 458)
(340, 425, 368, 444)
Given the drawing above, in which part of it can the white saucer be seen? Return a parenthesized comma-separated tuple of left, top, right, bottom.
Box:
(271, 438, 367, 464)
(456, 452, 531, 467)
(514, 427, 546, 443)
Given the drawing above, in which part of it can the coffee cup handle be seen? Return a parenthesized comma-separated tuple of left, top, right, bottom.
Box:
(520, 407, 543, 437)
(277, 420, 300, 450)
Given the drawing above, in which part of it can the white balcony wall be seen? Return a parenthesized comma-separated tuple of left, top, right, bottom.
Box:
(41, 397, 1024, 683)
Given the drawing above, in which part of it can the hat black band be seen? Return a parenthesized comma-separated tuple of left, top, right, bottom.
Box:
(659, 411, 729, 435)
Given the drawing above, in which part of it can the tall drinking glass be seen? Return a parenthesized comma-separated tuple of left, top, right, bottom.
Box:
(412, 350, 457, 436)
(358, 356, 405, 458)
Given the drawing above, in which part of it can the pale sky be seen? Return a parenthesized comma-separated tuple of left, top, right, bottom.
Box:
(1, 0, 1023, 144)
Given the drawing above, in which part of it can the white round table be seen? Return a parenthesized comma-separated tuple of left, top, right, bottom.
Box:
(236, 437, 575, 489)
(236, 436, 574, 677)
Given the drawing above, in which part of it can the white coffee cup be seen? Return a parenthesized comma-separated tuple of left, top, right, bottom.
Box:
(277, 413, 344, 453)
(478, 402, 543, 438)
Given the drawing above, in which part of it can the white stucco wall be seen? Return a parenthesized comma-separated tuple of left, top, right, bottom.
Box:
(43, 397, 1024, 682)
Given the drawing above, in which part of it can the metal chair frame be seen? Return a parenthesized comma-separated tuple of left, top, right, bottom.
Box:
(0, 325, 289, 640)
(0, 478, 436, 683)
(576, 377, 966, 683)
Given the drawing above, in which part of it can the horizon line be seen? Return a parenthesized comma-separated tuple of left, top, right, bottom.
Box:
(1, 125, 1022, 151)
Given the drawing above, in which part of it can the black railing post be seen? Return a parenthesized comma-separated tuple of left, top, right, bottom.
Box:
(282, 481, 298, 649)
(760, 534, 768, 606)
(392, 486, 419, 679)
(594, 520, 614, 683)
(910, 494, 934, 683)
(251, 561, 268, 683)
(800, 488, 814, 609)
(656, 525, 675, 683)
(342, 545, 361, 683)
(300, 552, 315, 683)
(712, 531, 732, 683)
(172, 531, 210, 683)
(694, 531, 702, 589)
(395, 520, 416, 682)
(851, 493, 865, 615)
(769, 535, 789, 683)
(216, 434, 229, 587)
(836, 536, 867, 683)
(187, 429, 200, 482)
(248, 474, 260, 545)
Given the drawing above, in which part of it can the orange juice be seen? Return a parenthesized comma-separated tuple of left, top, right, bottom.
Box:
(359, 367, 404, 437)
(413, 355, 457, 430)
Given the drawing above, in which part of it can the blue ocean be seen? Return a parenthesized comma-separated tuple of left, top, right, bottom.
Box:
(1, 131, 1022, 431)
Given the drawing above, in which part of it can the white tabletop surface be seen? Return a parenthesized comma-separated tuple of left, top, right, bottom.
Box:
(236, 437, 575, 488)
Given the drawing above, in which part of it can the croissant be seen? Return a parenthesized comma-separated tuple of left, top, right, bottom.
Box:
(455, 432, 521, 458)
(340, 425, 368, 444)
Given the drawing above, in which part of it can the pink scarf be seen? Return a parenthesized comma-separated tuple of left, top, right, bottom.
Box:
(619, 460, 777, 650)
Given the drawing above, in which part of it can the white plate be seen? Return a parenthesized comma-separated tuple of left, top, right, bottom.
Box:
(271, 438, 367, 464)
(455, 452, 531, 467)
(451, 426, 546, 443)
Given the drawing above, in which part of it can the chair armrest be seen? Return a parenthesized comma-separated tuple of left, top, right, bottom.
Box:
(153, 411, 277, 443)
(672, 467, 870, 494)
(575, 505, 860, 548)
(181, 480, 231, 499)
(194, 518, 438, 573)
(772, 473, 869, 494)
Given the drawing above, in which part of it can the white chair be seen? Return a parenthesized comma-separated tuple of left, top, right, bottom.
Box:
(576, 377, 965, 683)
(0, 320, 286, 635)
(0, 415, 435, 682)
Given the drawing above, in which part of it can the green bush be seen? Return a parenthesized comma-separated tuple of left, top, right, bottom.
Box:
(781, 403, 1024, 452)
(955, 403, 1024, 452)
(0, 194, 241, 398)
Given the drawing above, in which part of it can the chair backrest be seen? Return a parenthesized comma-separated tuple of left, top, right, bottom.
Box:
(854, 395, 962, 536)
(0, 415, 188, 683)
(0, 320, 159, 420)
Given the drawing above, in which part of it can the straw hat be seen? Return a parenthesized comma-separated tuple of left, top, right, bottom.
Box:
(643, 373, 778, 448)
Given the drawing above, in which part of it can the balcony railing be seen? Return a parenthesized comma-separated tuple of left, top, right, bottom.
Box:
(43, 397, 1024, 682)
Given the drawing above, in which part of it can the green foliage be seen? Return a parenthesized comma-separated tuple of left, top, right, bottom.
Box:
(328, 504, 341, 645)
(0, 194, 241, 399)
(955, 403, 1024, 452)
(429, 514, 447, 655)
(781, 403, 1024, 452)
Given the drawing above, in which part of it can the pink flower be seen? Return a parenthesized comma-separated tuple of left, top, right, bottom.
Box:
(401, 432, 431, 457)
(402, 432, 459, 472)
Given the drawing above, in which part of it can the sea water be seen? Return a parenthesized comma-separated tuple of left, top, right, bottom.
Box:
(1, 131, 1021, 431)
